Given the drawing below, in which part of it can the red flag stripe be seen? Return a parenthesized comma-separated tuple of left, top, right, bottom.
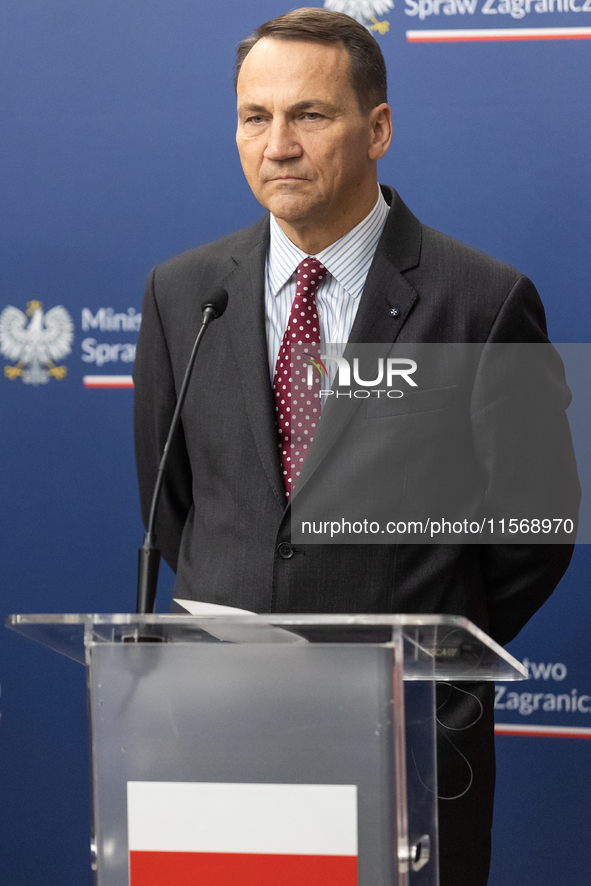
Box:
(406, 27, 591, 42)
(495, 723, 591, 739)
(83, 375, 134, 388)
(129, 850, 357, 886)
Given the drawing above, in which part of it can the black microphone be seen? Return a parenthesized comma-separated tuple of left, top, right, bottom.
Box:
(136, 286, 228, 615)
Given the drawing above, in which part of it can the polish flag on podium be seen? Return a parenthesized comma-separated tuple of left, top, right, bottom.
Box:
(127, 781, 358, 886)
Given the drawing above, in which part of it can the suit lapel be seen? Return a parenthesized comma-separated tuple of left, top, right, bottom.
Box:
(222, 218, 286, 508)
(291, 189, 422, 498)
(348, 185, 422, 347)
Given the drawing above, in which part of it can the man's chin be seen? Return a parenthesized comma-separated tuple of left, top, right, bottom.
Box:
(262, 194, 315, 225)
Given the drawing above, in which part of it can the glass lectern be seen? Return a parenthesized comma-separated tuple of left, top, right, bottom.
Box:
(7, 613, 526, 886)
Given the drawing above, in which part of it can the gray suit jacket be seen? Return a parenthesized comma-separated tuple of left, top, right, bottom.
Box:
(134, 186, 575, 644)
(133, 186, 578, 852)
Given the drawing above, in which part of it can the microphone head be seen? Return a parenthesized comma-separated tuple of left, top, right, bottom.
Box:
(202, 287, 228, 319)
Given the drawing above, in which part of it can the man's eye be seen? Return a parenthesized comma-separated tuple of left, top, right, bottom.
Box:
(246, 116, 265, 124)
(304, 113, 322, 121)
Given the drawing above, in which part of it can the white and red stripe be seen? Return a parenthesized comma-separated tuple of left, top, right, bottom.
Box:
(83, 375, 133, 388)
(407, 26, 591, 42)
(495, 723, 591, 739)
(127, 781, 358, 886)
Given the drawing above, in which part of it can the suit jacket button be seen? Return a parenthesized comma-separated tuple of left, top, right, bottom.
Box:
(277, 543, 295, 559)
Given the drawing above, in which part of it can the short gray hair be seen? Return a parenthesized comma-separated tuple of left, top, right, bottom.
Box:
(235, 7, 388, 114)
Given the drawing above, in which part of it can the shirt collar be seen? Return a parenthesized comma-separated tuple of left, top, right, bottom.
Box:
(267, 188, 390, 299)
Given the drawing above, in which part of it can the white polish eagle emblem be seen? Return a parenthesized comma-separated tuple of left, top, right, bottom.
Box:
(0, 300, 74, 385)
(323, 0, 394, 32)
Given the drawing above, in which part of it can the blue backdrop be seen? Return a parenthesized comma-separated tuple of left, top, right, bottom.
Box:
(1, 2, 590, 883)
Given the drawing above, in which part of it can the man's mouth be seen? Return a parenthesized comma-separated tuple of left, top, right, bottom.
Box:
(266, 175, 308, 183)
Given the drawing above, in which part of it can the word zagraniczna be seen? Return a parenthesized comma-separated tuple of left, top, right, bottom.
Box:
(405, 0, 591, 20)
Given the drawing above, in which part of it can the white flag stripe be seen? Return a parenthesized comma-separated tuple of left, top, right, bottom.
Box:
(127, 782, 357, 856)
(407, 27, 591, 39)
(83, 375, 133, 387)
(495, 723, 591, 738)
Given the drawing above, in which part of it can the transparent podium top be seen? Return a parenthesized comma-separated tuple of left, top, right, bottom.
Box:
(6, 613, 526, 681)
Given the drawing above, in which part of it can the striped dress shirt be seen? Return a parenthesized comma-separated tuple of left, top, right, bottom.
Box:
(265, 189, 390, 382)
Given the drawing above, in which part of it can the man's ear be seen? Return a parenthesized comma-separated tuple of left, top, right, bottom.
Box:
(368, 103, 393, 161)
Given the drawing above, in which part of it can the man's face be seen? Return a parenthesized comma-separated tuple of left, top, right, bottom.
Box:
(236, 38, 384, 234)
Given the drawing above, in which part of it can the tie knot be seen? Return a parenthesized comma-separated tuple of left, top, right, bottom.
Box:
(295, 258, 327, 299)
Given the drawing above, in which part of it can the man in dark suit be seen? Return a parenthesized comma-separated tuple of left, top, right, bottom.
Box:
(133, 9, 578, 885)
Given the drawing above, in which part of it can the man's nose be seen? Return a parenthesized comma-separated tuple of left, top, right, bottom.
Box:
(263, 120, 303, 161)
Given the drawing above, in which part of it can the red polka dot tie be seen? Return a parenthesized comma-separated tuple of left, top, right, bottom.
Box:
(273, 258, 327, 499)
